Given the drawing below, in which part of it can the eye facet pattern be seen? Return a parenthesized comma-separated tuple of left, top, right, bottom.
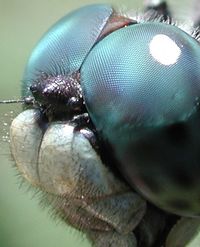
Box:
(81, 22, 200, 216)
(22, 4, 113, 96)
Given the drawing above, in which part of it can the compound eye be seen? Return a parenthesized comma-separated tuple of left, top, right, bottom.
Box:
(22, 4, 113, 96)
(81, 22, 200, 138)
(81, 22, 200, 216)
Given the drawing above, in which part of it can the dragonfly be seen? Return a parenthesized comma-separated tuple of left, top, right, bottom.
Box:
(2, 1, 198, 246)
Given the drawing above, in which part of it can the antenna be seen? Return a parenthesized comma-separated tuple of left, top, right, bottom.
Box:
(0, 97, 35, 105)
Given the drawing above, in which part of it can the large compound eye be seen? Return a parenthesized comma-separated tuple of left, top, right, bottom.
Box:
(81, 22, 200, 216)
(22, 4, 113, 96)
(81, 22, 200, 132)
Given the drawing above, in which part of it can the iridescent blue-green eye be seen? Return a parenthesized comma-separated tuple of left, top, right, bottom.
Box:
(22, 4, 113, 96)
(81, 22, 200, 216)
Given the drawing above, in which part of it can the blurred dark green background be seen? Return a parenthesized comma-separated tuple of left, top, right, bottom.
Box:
(0, 0, 193, 247)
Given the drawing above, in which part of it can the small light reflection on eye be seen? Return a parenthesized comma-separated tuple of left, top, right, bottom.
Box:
(149, 34, 181, 65)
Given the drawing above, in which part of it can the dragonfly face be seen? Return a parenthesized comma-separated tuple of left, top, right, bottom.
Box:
(6, 1, 200, 246)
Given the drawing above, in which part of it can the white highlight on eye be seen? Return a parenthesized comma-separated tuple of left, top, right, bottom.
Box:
(145, 0, 164, 6)
(149, 34, 181, 65)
